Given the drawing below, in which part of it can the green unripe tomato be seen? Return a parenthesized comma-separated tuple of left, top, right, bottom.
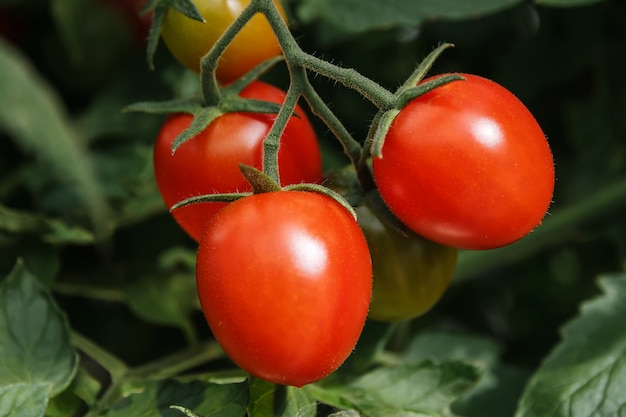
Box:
(356, 204, 458, 322)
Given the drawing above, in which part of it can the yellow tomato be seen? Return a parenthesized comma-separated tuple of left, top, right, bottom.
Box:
(161, 0, 285, 83)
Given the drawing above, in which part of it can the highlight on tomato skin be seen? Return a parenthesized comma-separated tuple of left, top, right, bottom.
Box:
(152, 81, 322, 242)
(372, 73, 555, 250)
(195, 191, 373, 387)
(160, 0, 286, 83)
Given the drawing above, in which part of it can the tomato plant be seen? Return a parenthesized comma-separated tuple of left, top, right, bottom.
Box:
(153, 80, 322, 242)
(160, 0, 285, 83)
(356, 204, 458, 322)
(196, 190, 372, 387)
(373, 73, 555, 250)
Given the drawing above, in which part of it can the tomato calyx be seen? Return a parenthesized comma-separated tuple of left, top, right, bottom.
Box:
(170, 164, 357, 221)
(144, 0, 205, 70)
(125, 92, 283, 155)
(236, 165, 359, 220)
(239, 164, 282, 194)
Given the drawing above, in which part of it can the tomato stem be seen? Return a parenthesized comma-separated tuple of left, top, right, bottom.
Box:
(262, 79, 303, 184)
(258, 0, 395, 111)
(198, 1, 259, 106)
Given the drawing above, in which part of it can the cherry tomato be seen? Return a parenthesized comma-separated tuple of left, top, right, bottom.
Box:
(153, 81, 322, 242)
(373, 73, 555, 250)
(160, 0, 286, 83)
(196, 191, 372, 387)
(356, 204, 458, 322)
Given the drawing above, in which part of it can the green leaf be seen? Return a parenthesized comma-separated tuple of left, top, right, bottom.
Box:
(515, 273, 626, 417)
(0, 204, 94, 245)
(0, 261, 78, 417)
(90, 143, 165, 230)
(0, 39, 110, 239)
(404, 330, 529, 417)
(100, 379, 248, 417)
(124, 271, 197, 344)
(336, 360, 480, 417)
(328, 411, 360, 417)
(248, 379, 317, 417)
(123, 97, 204, 115)
(72, 366, 102, 407)
(45, 366, 102, 416)
(535, 0, 606, 6)
(163, 0, 204, 22)
(296, 0, 523, 34)
(0, 384, 49, 417)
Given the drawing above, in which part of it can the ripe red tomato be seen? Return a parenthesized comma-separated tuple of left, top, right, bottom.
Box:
(373, 73, 555, 250)
(196, 191, 372, 387)
(356, 204, 458, 322)
(160, 0, 286, 83)
(153, 81, 322, 242)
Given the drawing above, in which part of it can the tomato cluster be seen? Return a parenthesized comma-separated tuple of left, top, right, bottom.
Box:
(150, 0, 554, 388)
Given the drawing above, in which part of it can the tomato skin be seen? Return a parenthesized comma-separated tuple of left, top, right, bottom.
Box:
(373, 73, 555, 250)
(153, 81, 322, 242)
(356, 204, 457, 322)
(196, 191, 372, 387)
(161, 0, 285, 83)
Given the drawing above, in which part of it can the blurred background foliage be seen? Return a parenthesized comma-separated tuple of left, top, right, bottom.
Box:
(0, 0, 624, 385)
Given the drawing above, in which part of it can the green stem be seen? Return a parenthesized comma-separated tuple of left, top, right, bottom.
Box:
(129, 340, 224, 380)
(293, 53, 395, 110)
(454, 177, 626, 283)
(262, 81, 302, 184)
(199, 1, 259, 105)
(258, 0, 395, 110)
(54, 282, 126, 303)
(301, 76, 362, 165)
(72, 332, 128, 381)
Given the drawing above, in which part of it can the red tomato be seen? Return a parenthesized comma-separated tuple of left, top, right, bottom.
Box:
(153, 81, 322, 242)
(196, 191, 372, 387)
(373, 73, 554, 250)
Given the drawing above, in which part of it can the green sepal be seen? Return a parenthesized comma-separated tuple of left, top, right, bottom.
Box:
(370, 74, 464, 158)
(123, 97, 204, 115)
(171, 106, 224, 152)
(169, 193, 250, 212)
(162, 0, 204, 22)
(395, 74, 465, 109)
(221, 97, 283, 116)
(369, 109, 400, 159)
(239, 164, 282, 194)
(145, 2, 165, 70)
(145, 0, 204, 69)
(283, 183, 359, 221)
(396, 42, 455, 92)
